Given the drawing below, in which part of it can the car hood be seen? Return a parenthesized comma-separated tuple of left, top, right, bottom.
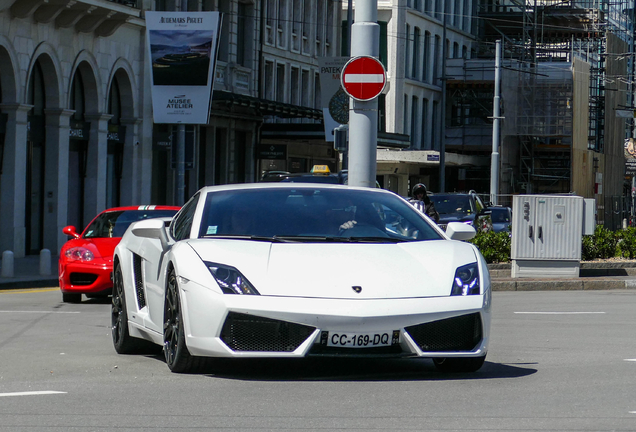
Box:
(186, 239, 478, 299)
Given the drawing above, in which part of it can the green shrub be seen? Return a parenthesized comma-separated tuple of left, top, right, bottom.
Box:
(617, 227, 636, 259)
(581, 235, 597, 261)
(469, 230, 511, 264)
(592, 225, 618, 259)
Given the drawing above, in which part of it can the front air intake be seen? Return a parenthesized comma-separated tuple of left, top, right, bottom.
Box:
(69, 273, 98, 286)
(220, 312, 315, 352)
(405, 313, 482, 352)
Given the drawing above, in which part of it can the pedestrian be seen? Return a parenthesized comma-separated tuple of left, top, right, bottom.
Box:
(409, 183, 440, 223)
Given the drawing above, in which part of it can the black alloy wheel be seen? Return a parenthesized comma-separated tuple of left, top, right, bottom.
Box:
(163, 269, 208, 373)
(433, 355, 486, 373)
(111, 263, 152, 354)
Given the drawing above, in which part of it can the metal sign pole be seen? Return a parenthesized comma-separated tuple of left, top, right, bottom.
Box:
(490, 39, 502, 206)
(348, 0, 379, 188)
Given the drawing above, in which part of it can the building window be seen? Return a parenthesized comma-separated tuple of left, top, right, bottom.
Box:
(218, 0, 230, 62)
(292, 0, 301, 51)
(264, 61, 274, 100)
(413, 27, 420, 80)
(421, 98, 429, 149)
(266, 0, 276, 45)
(405, 24, 411, 79)
(403, 95, 409, 135)
(453, 42, 459, 59)
(314, 72, 321, 109)
(433, 35, 440, 84)
(301, 69, 310, 107)
(411, 95, 419, 149)
(276, 63, 286, 102)
(291, 67, 300, 105)
(303, 0, 311, 53)
(423, 31, 430, 82)
(316, 0, 325, 55)
(277, 0, 287, 47)
(432, 100, 439, 150)
(237, 2, 253, 67)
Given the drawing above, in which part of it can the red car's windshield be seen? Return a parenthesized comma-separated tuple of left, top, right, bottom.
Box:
(83, 210, 178, 238)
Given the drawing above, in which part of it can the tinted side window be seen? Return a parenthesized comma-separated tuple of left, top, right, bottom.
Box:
(171, 194, 200, 241)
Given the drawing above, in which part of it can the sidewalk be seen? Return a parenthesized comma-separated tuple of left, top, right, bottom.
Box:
(0, 254, 59, 289)
(2, 254, 636, 291)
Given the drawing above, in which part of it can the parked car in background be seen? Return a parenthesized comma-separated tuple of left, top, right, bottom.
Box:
(428, 191, 492, 232)
(111, 183, 491, 374)
(58, 205, 180, 303)
(488, 206, 512, 233)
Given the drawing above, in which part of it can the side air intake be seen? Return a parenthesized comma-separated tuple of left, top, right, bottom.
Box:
(132, 253, 146, 309)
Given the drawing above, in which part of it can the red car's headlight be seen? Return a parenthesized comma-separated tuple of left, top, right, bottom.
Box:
(64, 247, 94, 262)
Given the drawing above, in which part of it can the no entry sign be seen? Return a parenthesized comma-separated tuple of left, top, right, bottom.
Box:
(341, 56, 386, 101)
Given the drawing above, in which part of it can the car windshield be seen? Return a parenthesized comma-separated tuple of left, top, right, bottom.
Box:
(490, 208, 510, 223)
(198, 187, 443, 242)
(83, 209, 178, 238)
(429, 195, 474, 215)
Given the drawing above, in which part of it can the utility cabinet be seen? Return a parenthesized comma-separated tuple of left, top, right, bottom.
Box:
(511, 195, 590, 278)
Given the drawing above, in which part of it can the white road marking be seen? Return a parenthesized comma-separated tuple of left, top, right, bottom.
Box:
(629, 411, 636, 414)
(624, 359, 636, 362)
(514, 312, 605, 315)
(344, 74, 385, 83)
(0, 391, 66, 397)
(0, 310, 80, 314)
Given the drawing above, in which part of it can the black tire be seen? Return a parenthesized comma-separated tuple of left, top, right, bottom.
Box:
(111, 263, 154, 354)
(433, 355, 486, 373)
(163, 269, 209, 373)
(62, 293, 82, 303)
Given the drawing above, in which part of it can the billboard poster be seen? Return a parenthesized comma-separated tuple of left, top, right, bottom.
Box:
(318, 57, 349, 142)
(145, 11, 221, 124)
(626, 138, 636, 174)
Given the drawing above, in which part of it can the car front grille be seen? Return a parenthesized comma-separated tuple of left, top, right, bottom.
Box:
(405, 313, 482, 352)
(220, 312, 315, 352)
(69, 273, 98, 286)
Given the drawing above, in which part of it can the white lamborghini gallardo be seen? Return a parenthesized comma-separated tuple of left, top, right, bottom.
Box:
(111, 183, 491, 373)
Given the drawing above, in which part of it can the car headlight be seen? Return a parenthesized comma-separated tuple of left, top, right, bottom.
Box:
(204, 262, 260, 295)
(64, 247, 94, 262)
(451, 262, 480, 296)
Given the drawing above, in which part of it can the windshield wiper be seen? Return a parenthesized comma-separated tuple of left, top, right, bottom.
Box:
(202, 235, 290, 243)
(274, 235, 354, 243)
(342, 236, 410, 243)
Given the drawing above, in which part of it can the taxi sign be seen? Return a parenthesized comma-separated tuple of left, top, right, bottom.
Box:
(311, 165, 331, 174)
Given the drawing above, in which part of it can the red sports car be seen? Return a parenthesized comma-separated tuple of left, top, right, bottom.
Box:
(59, 205, 180, 303)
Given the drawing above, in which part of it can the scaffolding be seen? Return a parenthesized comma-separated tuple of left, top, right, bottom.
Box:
(474, 0, 633, 194)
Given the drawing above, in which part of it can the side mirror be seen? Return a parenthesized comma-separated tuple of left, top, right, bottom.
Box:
(446, 222, 476, 241)
(63, 226, 80, 239)
(131, 218, 169, 250)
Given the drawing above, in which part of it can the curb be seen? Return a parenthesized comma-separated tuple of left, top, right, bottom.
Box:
(492, 278, 636, 291)
(0, 279, 59, 290)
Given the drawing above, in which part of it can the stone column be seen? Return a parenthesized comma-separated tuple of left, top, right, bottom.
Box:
(0, 104, 33, 258)
(44, 108, 74, 253)
(84, 113, 112, 220)
(120, 116, 141, 205)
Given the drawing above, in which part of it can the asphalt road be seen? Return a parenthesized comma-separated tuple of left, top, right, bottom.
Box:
(1, 287, 635, 431)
